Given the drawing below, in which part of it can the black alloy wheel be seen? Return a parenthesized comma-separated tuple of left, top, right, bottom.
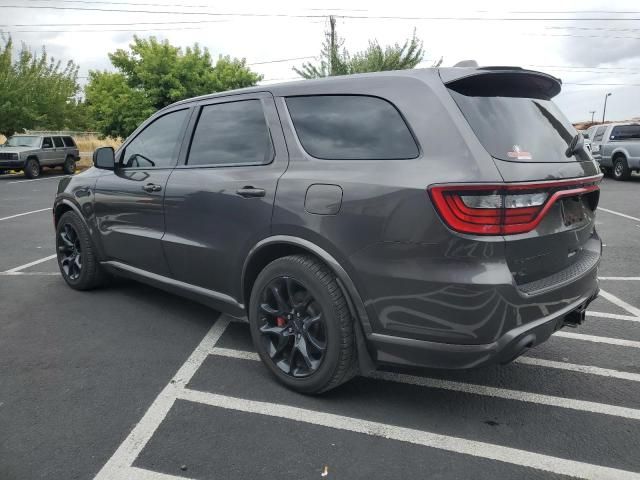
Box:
(258, 276, 327, 378)
(57, 222, 83, 280)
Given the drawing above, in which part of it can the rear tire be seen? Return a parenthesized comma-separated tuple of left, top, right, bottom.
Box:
(249, 254, 356, 394)
(63, 155, 76, 175)
(56, 211, 107, 290)
(24, 158, 40, 179)
(613, 156, 630, 181)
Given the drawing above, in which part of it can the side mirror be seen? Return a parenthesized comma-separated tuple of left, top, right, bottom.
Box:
(93, 147, 115, 170)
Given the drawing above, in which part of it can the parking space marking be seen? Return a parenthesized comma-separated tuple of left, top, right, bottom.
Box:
(556, 331, 640, 349)
(124, 466, 187, 480)
(209, 347, 640, 419)
(599, 207, 640, 223)
(599, 277, 640, 281)
(599, 289, 640, 318)
(0, 207, 50, 222)
(3, 254, 57, 274)
(212, 346, 640, 383)
(587, 311, 640, 322)
(6, 175, 68, 184)
(93, 317, 231, 480)
(178, 388, 640, 480)
(0, 271, 59, 276)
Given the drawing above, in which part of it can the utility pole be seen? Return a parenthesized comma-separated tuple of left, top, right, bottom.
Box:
(329, 15, 336, 76)
(602, 93, 612, 123)
(589, 110, 596, 123)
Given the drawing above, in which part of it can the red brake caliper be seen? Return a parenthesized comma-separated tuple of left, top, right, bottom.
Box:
(276, 316, 286, 327)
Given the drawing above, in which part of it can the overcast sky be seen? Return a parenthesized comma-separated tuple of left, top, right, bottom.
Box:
(1, 0, 640, 122)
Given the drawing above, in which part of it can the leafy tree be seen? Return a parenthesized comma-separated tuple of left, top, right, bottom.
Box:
(294, 16, 440, 79)
(0, 36, 79, 137)
(84, 71, 154, 139)
(86, 36, 263, 137)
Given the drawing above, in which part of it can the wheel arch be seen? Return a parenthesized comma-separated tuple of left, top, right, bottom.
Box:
(242, 235, 376, 372)
(611, 148, 628, 161)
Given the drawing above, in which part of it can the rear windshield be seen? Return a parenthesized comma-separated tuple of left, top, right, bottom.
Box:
(448, 84, 588, 162)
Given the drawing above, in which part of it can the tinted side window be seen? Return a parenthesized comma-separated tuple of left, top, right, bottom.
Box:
(62, 136, 76, 147)
(286, 95, 419, 160)
(187, 100, 272, 166)
(122, 109, 189, 168)
(42, 137, 53, 148)
(53, 137, 64, 148)
(593, 126, 606, 142)
(611, 125, 640, 140)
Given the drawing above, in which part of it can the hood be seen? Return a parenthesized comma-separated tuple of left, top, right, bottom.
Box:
(0, 146, 36, 153)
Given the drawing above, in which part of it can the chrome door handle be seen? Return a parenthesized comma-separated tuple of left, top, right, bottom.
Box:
(236, 187, 266, 198)
(142, 183, 162, 193)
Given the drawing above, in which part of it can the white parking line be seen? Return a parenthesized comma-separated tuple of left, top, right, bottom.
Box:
(599, 289, 640, 318)
(209, 347, 640, 420)
(3, 254, 58, 273)
(0, 207, 50, 222)
(599, 277, 640, 281)
(179, 388, 640, 480)
(7, 175, 68, 184)
(93, 317, 231, 480)
(587, 311, 640, 322)
(556, 331, 640, 349)
(0, 271, 59, 276)
(599, 207, 640, 223)
(213, 346, 640, 383)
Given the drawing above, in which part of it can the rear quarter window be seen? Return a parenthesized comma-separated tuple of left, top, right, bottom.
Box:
(62, 136, 76, 147)
(285, 95, 419, 160)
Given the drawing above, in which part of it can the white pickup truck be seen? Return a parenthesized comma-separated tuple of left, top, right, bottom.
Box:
(589, 123, 640, 180)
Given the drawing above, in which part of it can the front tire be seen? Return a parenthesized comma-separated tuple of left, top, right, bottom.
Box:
(56, 211, 106, 290)
(63, 156, 76, 175)
(24, 158, 40, 179)
(249, 254, 356, 394)
(613, 156, 631, 181)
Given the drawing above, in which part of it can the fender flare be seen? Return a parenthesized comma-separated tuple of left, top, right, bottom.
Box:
(242, 235, 373, 336)
(53, 197, 106, 260)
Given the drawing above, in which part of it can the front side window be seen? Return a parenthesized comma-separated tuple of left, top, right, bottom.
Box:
(593, 126, 606, 142)
(286, 95, 419, 160)
(53, 137, 64, 148)
(610, 125, 640, 141)
(122, 109, 189, 168)
(42, 137, 53, 149)
(187, 100, 273, 167)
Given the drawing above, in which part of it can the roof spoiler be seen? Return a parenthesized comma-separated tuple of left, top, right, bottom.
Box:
(440, 67, 562, 100)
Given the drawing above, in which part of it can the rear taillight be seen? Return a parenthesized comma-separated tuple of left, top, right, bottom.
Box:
(428, 175, 602, 235)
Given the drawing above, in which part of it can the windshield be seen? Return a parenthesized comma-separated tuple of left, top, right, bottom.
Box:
(448, 89, 590, 162)
(4, 136, 41, 148)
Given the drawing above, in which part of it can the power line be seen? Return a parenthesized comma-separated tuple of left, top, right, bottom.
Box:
(3, 4, 640, 21)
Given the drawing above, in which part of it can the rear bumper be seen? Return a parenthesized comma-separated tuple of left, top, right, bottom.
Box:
(368, 287, 599, 369)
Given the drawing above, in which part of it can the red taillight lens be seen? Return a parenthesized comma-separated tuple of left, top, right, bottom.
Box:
(428, 175, 602, 235)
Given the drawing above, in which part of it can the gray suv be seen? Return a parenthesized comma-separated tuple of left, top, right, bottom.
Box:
(0, 134, 80, 178)
(52, 67, 602, 393)
(590, 123, 640, 180)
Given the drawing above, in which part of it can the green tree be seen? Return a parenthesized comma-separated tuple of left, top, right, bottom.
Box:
(84, 71, 154, 139)
(294, 17, 440, 79)
(0, 36, 79, 137)
(86, 36, 263, 137)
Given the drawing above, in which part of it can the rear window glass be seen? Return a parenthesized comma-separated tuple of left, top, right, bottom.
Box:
(448, 86, 589, 162)
(53, 137, 64, 148)
(62, 136, 76, 147)
(610, 125, 640, 141)
(286, 95, 419, 160)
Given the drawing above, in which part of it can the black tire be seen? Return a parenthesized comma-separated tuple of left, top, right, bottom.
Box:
(24, 157, 40, 179)
(613, 156, 631, 181)
(56, 211, 107, 290)
(63, 155, 76, 175)
(249, 254, 356, 394)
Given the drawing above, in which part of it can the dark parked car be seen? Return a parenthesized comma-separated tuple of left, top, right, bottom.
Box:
(53, 67, 602, 393)
(0, 134, 79, 178)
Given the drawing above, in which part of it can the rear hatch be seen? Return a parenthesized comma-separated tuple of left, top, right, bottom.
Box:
(438, 68, 601, 291)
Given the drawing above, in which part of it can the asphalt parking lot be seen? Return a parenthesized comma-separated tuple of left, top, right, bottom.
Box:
(1, 170, 639, 480)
